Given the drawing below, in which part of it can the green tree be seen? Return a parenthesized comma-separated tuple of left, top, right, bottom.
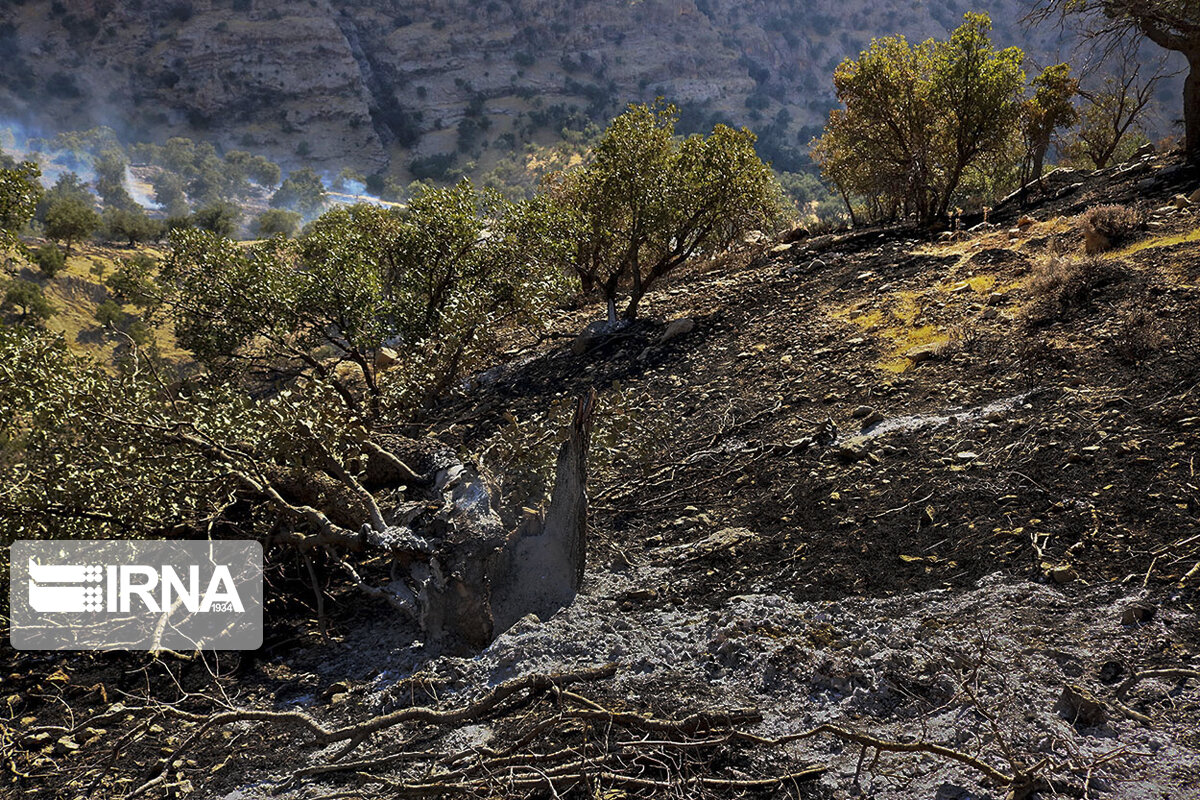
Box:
(94, 148, 138, 211)
(812, 14, 1026, 224)
(161, 181, 570, 412)
(44, 195, 100, 254)
(1, 161, 42, 251)
(3, 279, 55, 324)
(255, 208, 301, 238)
(36, 171, 94, 222)
(1023, 63, 1079, 182)
(150, 171, 190, 217)
(552, 101, 787, 320)
(33, 244, 66, 277)
(270, 167, 327, 217)
(102, 207, 160, 246)
(192, 201, 242, 237)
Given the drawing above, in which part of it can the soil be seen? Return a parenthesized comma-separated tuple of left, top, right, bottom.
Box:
(3, 152, 1199, 799)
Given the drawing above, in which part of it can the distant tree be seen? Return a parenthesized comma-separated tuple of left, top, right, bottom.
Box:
(94, 149, 139, 211)
(36, 171, 94, 222)
(191, 201, 242, 237)
(93, 298, 125, 328)
(44, 196, 100, 254)
(812, 14, 1026, 224)
(3, 279, 55, 324)
(102, 207, 160, 246)
(551, 101, 788, 320)
(1030, 0, 1200, 161)
(32, 244, 66, 277)
(270, 167, 326, 216)
(150, 171, 190, 217)
(255, 208, 301, 238)
(1023, 63, 1079, 182)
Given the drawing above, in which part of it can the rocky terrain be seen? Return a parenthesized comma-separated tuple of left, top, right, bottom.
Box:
(4, 151, 1200, 799)
(0, 0, 1103, 176)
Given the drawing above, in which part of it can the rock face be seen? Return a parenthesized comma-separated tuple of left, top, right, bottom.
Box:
(0, 0, 1081, 173)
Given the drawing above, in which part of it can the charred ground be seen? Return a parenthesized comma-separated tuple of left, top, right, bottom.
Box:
(3, 152, 1200, 799)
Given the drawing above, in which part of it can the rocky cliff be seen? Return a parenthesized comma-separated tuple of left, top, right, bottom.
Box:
(0, 0, 1087, 175)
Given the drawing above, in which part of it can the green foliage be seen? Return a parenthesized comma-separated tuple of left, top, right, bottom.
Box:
(812, 13, 1026, 224)
(192, 201, 242, 237)
(36, 171, 94, 222)
(0, 324, 364, 541)
(106, 253, 161, 313)
(94, 148, 138, 211)
(255, 208, 301, 238)
(160, 180, 571, 412)
(270, 167, 326, 217)
(44, 195, 99, 253)
(3, 279, 55, 324)
(1023, 64, 1078, 180)
(552, 101, 788, 319)
(102, 207, 161, 246)
(33, 244, 66, 277)
(0, 161, 42, 250)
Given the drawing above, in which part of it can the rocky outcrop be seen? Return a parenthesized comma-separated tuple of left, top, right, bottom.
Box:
(0, 0, 1080, 175)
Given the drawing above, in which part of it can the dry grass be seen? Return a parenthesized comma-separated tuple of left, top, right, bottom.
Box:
(1023, 255, 1127, 324)
(1078, 205, 1144, 254)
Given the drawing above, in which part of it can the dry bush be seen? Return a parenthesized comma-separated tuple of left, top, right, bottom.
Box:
(1078, 204, 1144, 254)
(1110, 308, 1164, 364)
(1023, 255, 1127, 323)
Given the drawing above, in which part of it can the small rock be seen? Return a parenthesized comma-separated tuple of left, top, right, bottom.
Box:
(906, 343, 942, 363)
(659, 317, 695, 345)
(1051, 564, 1078, 584)
(1171, 194, 1192, 210)
(851, 405, 874, 419)
(770, 243, 793, 254)
(1189, 187, 1200, 205)
(1055, 684, 1107, 725)
(1134, 141, 1156, 159)
(1017, 215, 1036, 230)
(956, 451, 979, 461)
(374, 347, 399, 370)
(837, 437, 870, 462)
(861, 410, 885, 427)
(1120, 604, 1155, 626)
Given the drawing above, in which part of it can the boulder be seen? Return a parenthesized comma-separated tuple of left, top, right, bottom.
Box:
(374, 346, 400, 371)
(572, 318, 627, 355)
(659, 317, 696, 344)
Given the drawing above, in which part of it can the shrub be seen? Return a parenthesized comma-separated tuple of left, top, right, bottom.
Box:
(1024, 255, 1127, 323)
(1078, 204, 1144, 254)
(33, 244, 66, 277)
(255, 209, 301, 238)
(3, 279, 55, 324)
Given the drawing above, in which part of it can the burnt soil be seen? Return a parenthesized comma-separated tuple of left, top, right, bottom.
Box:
(3, 153, 1199, 800)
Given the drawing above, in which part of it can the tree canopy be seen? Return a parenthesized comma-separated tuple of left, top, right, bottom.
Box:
(812, 14, 1026, 224)
(553, 101, 787, 320)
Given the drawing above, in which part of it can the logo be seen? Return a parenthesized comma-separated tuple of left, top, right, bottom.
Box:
(10, 540, 262, 651)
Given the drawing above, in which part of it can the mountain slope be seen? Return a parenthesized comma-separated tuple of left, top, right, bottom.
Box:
(1, 0, 1084, 175)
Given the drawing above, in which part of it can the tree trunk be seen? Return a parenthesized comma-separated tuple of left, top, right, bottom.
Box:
(1186, 55, 1199, 163)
